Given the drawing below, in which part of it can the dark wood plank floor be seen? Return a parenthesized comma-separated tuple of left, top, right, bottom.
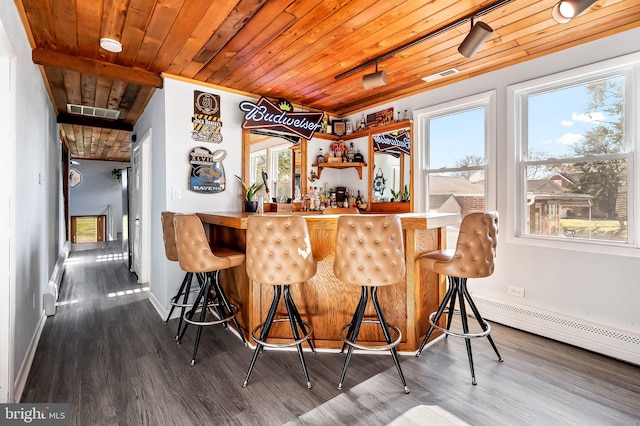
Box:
(22, 241, 640, 425)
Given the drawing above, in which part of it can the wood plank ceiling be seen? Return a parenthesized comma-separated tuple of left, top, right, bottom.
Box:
(15, 0, 640, 162)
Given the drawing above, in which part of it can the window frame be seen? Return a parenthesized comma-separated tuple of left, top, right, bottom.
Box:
(414, 90, 497, 214)
(507, 52, 640, 254)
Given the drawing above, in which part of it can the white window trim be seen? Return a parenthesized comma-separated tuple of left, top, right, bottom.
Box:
(414, 90, 497, 213)
(506, 51, 640, 257)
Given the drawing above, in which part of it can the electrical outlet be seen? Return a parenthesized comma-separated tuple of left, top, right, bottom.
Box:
(172, 188, 181, 200)
(508, 286, 525, 298)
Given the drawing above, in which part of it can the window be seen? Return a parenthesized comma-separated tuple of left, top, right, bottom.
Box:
(416, 92, 495, 245)
(249, 142, 293, 202)
(270, 145, 292, 202)
(511, 54, 639, 246)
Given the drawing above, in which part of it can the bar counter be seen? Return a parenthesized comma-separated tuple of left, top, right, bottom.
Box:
(197, 211, 460, 352)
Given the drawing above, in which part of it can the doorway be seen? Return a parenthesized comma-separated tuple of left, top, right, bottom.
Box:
(70, 215, 106, 243)
(130, 129, 151, 284)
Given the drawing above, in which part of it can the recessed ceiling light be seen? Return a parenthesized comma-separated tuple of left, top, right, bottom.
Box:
(100, 37, 122, 53)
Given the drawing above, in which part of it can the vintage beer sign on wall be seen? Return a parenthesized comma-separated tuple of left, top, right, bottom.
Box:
(188, 147, 227, 193)
(239, 97, 323, 140)
(192, 91, 223, 143)
(372, 128, 411, 157)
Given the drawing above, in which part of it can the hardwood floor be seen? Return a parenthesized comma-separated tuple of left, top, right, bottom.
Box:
(22, 241, 640, 425)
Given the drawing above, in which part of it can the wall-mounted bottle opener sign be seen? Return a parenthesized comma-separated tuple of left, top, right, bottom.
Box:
(191, 90, 223, 143)
(239, 97, 324, 140)
(188, 147, 227, 193)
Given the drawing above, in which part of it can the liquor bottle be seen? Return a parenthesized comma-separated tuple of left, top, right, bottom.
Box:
(350, 190, 356, 208)
(356, 190, 362, 208)
(361, 113, 366, 129)
(347, 142, 355, 162)
(316, 147, 324, 164)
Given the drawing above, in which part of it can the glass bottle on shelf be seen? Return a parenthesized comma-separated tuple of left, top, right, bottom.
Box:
(316, 147, 324, 164)
(347, 142, 355, 162)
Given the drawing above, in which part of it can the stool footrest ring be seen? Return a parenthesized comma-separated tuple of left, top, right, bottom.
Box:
(428, 309, 491, 339)
(251, 318, 313, 349)
(170, 288, 201, 308)
(183, 303, 239, 327)
(339, 319, 402, 351)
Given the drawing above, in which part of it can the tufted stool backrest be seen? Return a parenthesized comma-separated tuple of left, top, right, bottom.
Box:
(432, 212, 498, 278)
(161, 211, 180, 262)
(334, 215, 405, 287)
(245, 215, 317, 285)
(173, 214, 232, 273)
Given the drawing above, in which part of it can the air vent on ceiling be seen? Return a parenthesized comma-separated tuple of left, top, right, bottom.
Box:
(421, 67, 460, 83)
(67, 104, 120, 120)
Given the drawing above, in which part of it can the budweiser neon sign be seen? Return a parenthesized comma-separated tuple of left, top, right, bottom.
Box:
(239, 97, 323, 139)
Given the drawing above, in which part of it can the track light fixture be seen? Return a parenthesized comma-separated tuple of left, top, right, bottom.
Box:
(362, 62, 387, 89)
(458, 19, 493, 58)
(551, 0, 597, 24)
(334, 0, 512, 83)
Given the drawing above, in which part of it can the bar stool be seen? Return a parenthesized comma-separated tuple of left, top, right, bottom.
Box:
(334, 214, 409, 394)
(242, 215, 317, 389)
(161, 211, 200, 340)
(173, 214, 247, 365)
(415, 212, 503, 385)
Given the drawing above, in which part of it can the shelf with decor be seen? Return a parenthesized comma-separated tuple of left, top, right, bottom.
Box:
(312, 119, 412, 141)
(311, 162, 367, 179)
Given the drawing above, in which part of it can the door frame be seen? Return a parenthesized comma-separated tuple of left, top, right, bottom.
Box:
(0, 21, 17, 403)
(131, 129, 151, 284)
(70, 215, 106, 244)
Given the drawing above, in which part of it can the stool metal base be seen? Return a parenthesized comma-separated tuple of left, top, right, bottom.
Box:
(243, 284, 315, 389)
(416, 275, 503, 385)
(165, 272, 201, 339)
(338, 286, 409, 394)
(178, 270, 247, 365)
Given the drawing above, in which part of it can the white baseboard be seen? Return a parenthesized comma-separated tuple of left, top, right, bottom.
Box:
(473, 295, 640, 366)
(13, 310, 47, 402)
(148, 291, 169, 321)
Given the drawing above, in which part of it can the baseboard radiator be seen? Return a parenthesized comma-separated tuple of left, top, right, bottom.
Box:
(473, 295, 640, 366)
(43, 241, 71, 316)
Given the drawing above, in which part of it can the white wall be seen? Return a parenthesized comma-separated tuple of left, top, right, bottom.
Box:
(134, 78, 253, 316)
(69, 160, 129, 239)
(0, 1, 65, 401)
(342, 27, 640, 361)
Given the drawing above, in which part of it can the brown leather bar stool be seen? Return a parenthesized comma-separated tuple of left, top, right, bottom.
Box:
(416, 212, 503, 385)
(161, 211, 200, 340)
(322, 207, 359, 214)
(242, 215, 317, 389)
(173, 214, 247, 365)
(334, 214, 409, 394)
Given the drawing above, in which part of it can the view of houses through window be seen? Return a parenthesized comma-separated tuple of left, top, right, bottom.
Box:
(520, 73, 629, 244)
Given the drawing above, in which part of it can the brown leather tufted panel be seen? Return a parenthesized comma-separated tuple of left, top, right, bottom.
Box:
(161, 211, 179, 262)
(173, 214, 245, 273)
(245, 215, 317, 285)
(334, 215, 406, 287)
(322, 207, 360, 215)
(419, 212, 498, 278)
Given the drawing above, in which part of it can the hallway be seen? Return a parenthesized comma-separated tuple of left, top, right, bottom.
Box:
(20, 242, 640, 425)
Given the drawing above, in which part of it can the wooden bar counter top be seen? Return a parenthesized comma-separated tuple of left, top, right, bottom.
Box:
(197, 211, 460, 352)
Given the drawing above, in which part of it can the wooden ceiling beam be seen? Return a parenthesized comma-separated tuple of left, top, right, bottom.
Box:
(32, 48, 163, 88)
(57, 113, 134, 131)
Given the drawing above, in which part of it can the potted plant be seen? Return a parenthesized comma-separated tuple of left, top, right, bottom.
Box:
(400, 184, 410, 202)
(235, 175, 265, 212)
